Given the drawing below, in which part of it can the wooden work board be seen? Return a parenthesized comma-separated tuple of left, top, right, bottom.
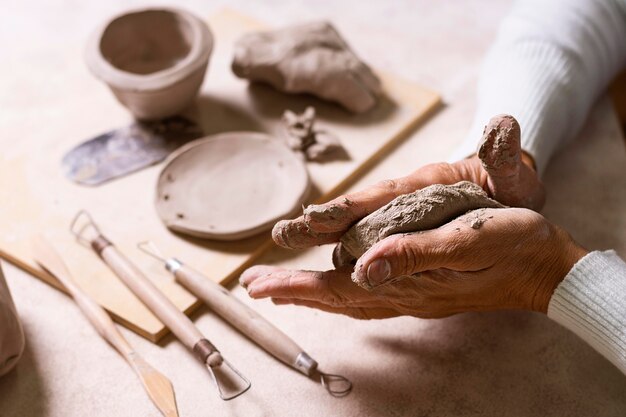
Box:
(0, 9, 440, 342)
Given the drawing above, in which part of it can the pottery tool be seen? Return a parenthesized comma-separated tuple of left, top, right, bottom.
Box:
(155, 132, 310, 240)
(63, 116, 203, 186)
(137, 241, 353, 397)
(70, 211, 251, 400)
(30, 236, 179, 417)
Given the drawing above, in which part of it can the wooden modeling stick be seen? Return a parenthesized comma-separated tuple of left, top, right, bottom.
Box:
(31, 236, 179, 417)
(69, 211, 250, 401)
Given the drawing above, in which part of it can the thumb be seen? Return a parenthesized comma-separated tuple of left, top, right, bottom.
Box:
(352, 230, 458, 289)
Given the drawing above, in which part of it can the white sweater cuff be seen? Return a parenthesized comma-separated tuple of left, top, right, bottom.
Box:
(548, 250, 626, 375)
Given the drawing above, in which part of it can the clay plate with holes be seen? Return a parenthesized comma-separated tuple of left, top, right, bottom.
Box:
(155, 132, 310, 240)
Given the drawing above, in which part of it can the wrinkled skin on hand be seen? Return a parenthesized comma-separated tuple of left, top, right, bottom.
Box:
(232, 21, 382, 113)
(242, 115, 575, 318)
(241, 208, 587, 319)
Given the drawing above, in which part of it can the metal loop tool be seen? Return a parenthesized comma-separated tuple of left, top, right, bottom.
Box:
(138, 240, 353, 397)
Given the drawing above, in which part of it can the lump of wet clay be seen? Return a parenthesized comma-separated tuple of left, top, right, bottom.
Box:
(334, 181, 506, 271)
(282, 106, 344, 162)
(232, 21, 382, 113)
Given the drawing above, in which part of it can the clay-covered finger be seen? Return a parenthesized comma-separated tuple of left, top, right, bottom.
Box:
(272, 218, 344, 249)
(271, 298, 399, 319)
(478, 114, 546, 210)
(304, 176, 425, 234)
(351, 228, 467, 290)
(239, 265, 285, 288)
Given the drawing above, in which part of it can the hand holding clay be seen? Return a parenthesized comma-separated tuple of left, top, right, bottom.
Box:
(232, 22, 382, 113)
(272, 114, 545, 250)
(242, 208, 587, 318)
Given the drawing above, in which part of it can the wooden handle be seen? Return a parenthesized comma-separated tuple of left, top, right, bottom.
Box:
(175, 264, 304, 368)
(70, 286, 135, 357)
(100, 246, 204, 351)
(33, 237, 180, 416)
(31, 237, 133, 358)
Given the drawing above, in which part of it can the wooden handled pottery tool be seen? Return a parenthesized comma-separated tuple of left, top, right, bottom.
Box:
(69, 211, 251, 400)
(137, 241, 353, 397)
(31, 236, 179, 417)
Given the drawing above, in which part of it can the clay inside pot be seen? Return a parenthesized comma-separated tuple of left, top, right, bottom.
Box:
(99, 10, 193, 75)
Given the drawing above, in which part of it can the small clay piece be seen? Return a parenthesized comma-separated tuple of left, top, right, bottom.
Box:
(282, 107, 344, 162)
(156, 132, 310, 240)
(334, 182, 506, 270)
(86, 8, 213, 120)
(462, 208, 494, 230)
(232, 21, 382, 113)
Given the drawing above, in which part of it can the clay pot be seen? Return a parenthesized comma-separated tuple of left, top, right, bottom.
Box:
(85, 8, 213, 120)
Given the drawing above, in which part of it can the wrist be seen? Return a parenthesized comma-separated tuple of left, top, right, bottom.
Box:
(530, 229, 588, 313)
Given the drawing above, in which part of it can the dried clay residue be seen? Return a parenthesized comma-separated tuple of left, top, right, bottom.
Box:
(462, 208, 495, 230)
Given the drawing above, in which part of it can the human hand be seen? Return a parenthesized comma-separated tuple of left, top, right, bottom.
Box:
(242, 208, 587, 318)
(273, 115, 545, 250)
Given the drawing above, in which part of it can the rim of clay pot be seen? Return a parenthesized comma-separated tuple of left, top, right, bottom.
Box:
(85, 7, 213, 92)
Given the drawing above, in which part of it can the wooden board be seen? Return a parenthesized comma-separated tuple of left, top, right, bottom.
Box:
(0, 9, 440, 342)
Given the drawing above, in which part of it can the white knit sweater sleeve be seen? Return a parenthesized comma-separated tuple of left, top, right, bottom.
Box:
(450, 0, 626, 175)
(548, 251, 626, 375)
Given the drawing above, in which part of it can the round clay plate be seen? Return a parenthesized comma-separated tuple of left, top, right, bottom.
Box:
(156, 132, 310, 240)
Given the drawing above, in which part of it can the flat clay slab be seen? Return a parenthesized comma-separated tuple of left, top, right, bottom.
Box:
(156, 132, 310, 240)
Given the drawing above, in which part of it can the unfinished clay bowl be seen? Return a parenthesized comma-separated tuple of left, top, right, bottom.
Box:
(86, 8, 213, 120)
(156, 132, 310, 240)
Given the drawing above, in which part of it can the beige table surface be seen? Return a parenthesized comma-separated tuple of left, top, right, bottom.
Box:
(2, 1, 626, 416)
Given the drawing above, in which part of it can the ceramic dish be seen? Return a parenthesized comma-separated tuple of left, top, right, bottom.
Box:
(156, 132, 310, 240)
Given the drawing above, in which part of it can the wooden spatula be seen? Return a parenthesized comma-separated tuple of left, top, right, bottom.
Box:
(31, 235, 179, 417)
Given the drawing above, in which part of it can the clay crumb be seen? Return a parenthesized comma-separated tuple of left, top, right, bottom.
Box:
(282, 106, 345, 162)
(462, 208, 491, 230)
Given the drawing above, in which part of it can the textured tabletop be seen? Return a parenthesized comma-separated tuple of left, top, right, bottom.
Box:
(1, 1, 625, 416)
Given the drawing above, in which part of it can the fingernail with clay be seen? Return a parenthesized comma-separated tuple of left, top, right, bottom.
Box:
(367, 258, 391, 286)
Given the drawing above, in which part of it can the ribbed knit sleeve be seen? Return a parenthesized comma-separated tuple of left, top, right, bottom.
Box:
(548, 251, 626, 375)
(450, 0, 626, 175)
